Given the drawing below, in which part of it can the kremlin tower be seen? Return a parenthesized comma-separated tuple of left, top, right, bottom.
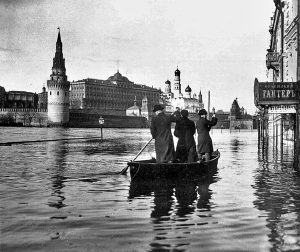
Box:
(173, 67, 181, 98)
(47, 28, 70, 126)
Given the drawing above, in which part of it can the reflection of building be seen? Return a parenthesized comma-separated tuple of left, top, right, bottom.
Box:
(160, 68, 204, 114)
(254, 0, 299, 150)
(70, 71, 161, 116)
(47, 29, 70, 125)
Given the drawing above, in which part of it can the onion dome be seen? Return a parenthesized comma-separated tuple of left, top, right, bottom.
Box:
(175, 67, 180, 76)
(185, 85, 191, 92)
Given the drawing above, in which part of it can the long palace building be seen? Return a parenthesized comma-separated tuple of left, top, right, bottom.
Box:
(70, 72, 161, 116)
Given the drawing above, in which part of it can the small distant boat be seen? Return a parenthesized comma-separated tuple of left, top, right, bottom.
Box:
(127, 150, 220, 179)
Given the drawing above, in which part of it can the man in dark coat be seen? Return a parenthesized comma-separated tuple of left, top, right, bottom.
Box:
(150, 105, 180, 163)
(174, 109, 197, 163)
(196, 109, 218, 161)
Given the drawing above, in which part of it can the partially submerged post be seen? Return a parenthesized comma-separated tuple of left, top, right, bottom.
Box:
(99, 116, 105, 139)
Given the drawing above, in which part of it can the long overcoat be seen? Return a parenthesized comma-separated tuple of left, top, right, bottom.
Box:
(150, 112, 178, 163)
(196, 117, 218, 154)
(174, 117, 197, 163)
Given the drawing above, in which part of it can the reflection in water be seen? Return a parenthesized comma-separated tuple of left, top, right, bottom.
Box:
(47, 133, 68, 209)
(258, 135, 299, 168)
(254, 137, 300, 251)
(129, 170, 218, 251)
(83, 138, 128, 156)
(230, 138, 241, 152)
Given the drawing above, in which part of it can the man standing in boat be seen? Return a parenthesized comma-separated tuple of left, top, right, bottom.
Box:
(150, 105, 180, 163)
(174, 109, 197, 163)
(196, 109, 218, 161)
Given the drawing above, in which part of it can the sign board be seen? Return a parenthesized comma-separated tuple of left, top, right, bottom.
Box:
(269, 105, 297, 114)
(254, 79, 300, 106)
(99, 117, 105, 125)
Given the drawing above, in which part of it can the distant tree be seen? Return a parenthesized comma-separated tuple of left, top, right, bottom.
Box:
(19, 112, 28, 126)
(25, 111, 35, 126)
(6, 113, 15, 125)
(0, 113, 14, 125)
(11, 111, 19, 123)
(0, 114, 6, 125)
(34, 112, 45, 127)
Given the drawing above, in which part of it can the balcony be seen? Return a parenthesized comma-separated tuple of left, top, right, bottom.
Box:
(266, 52, 280, 71)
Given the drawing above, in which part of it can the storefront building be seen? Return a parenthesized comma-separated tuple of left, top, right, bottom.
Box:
(254, 0, 299, 155)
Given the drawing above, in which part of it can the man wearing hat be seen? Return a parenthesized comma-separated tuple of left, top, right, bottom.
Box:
(150, 104, 180, 163)
(196, 109, 218, 161)
(174, 109, 197, 163)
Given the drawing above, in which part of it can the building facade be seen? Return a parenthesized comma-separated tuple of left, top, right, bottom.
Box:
(5, 91, 38, 108)
(229, 98, 253, 130)
(38, 86, 47, 109)
(0, 86, 6, 108)
(47, 29, 70, 125)
(69, 71, 161, 116)
(254, 0, 299, 153)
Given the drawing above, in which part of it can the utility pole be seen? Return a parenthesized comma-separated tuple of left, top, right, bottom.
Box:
(208, 90, 210, 119)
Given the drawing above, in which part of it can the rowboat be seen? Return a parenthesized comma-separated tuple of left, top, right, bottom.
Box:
(127, 150, 220, 179)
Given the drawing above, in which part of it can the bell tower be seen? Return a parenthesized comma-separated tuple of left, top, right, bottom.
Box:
(173, 67, 181, 98)
(47, 28, 70, 126)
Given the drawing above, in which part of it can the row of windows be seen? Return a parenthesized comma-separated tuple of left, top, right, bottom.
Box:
(71, 87, 159, 97)
(70, 92, 159, 101)
(49, 91, 68, 97)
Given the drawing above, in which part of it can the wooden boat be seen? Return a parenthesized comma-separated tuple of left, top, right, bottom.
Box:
(127, 150, 220, 179)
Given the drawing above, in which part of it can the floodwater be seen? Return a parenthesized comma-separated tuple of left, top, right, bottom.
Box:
(1, 127, 300, 252)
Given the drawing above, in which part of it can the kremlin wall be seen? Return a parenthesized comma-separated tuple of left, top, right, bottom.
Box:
(0, 30, 255, 129)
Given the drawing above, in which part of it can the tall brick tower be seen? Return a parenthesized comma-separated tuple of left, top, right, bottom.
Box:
(47, 28, 70, 126)
(173, 67, 181, 98)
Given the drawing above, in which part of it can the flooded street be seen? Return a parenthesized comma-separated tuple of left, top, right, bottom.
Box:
(1, 127, 300, 252)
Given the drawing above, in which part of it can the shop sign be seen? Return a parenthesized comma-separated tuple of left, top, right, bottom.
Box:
(254, 79, 300, 105)
(269, 105, 297, 114)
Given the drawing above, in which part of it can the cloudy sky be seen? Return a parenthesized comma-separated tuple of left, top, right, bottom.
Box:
(1, 0, 274, 113)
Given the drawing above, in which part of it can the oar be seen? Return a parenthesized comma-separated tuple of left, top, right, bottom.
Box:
(119, 138, 153, 175)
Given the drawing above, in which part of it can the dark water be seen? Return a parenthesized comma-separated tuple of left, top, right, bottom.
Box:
(1, 127, 300, 252)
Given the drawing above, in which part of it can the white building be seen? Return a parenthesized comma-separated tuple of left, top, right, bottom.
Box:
(161, 68, 204, 113)
(126, 97, 141, 117)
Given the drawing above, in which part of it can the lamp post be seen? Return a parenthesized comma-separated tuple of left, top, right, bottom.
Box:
(99, 116, 104, 139)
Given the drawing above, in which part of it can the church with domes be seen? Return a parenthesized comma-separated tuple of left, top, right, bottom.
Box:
(160, 67, 204, 114)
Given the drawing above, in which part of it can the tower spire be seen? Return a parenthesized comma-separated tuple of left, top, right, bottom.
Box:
(56, 27, 62, 52)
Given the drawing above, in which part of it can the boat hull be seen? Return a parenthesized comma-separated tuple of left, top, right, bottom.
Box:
(128, 150, 220, 179)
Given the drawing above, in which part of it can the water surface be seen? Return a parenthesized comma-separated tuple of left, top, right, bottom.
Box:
(1, 127, 300, 251)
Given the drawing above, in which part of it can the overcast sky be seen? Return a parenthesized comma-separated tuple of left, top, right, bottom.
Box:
(1, 0, 275, 114)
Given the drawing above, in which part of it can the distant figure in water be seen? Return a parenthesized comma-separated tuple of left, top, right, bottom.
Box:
(174, 109, 197, 163)
(150, 105, 180, 163)
(196, 109, 218, 161)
